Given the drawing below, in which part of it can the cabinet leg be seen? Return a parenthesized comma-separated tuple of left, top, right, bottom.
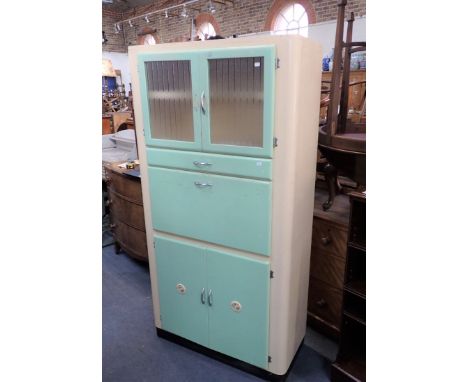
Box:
(322, 163, 341, 211)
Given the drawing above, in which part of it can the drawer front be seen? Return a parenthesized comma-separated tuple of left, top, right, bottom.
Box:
(109, 191, 146, 231)
(114, 221, 148, 260)
(312, 218, 347, 259)
(308, 277, 343, 328)
(310, 246, 346, 289)
(146, 148, 272, 180)
(107, 171, 143, 204)
(148, 167, 272, 256)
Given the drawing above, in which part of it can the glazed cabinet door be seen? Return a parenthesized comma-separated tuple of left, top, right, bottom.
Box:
(199, 46, 276, 158)
(154, 236, 209, 347)
(206, 249, 270, 369)
(137, 52, 203, 150)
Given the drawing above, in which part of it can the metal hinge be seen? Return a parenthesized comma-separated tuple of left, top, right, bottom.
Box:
(270, 271, 274, 279)
(268, 356, 272, 363)
(273, 137, 278, 148)
(275, 58, 280, 69)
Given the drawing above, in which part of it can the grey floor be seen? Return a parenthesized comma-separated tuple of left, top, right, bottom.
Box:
(103, 245, 336, 381)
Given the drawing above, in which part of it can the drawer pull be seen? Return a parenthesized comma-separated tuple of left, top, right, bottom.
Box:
(194, 181, 213, 188)
(315, 298, 327, 308)
(193, 161, 212, 167)
(201, 288, 206, 304)
(321, 235, 331, 245)
(208, 289, 213, 306)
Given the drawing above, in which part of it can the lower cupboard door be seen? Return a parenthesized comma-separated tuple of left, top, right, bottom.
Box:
(155, 236, 208, 347)
(206, 248, 270, 369)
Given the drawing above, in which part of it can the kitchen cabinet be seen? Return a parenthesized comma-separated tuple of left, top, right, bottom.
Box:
(130, 35, 322, 379)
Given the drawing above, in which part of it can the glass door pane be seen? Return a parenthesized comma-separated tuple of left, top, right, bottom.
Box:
(208, 57, 264, 147)
(144, 60, 194, 141)
(200, 46, 275, 158)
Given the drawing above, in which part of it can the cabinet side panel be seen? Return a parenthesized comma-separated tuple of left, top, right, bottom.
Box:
(268, 38, 322, 375)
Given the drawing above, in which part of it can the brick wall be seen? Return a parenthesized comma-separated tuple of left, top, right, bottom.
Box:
(103, 0, 365, 52)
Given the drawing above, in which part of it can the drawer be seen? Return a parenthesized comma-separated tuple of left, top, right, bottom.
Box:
(109, 190, 146, 231)
(312, 218, 347, 259)
(107, 171, 143, 204)
(308, 277, 343, 328)
(148, 167, 272, 256)
(310, 246, 346, 289)
(146, 148, 272, 180)
(113, 221, 148, 261)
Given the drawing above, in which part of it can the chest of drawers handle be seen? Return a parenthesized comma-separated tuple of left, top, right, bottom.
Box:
(321, 235, 332, 245)
(315, 298, 327, 308)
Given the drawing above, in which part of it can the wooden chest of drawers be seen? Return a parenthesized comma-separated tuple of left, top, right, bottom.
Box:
(105, 164, 148, 262)
(308, 187, 350, 338)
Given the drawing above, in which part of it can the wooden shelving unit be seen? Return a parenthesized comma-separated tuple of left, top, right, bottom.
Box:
(332, 192, 366, 381)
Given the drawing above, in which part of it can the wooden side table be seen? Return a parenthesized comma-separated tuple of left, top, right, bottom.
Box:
(104, 163, 148, 262)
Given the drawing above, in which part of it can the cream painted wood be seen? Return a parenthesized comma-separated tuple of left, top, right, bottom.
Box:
(129, 35, 322, 375)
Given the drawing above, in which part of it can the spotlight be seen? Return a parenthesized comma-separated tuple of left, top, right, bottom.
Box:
(165, 10, 168, 18)
(114, 23, 119, 33)
(181, 5, 188, 18)
(117, 23, 121, 31)
(145, 15, 150, 23)
(208, 0, 216, 13)
(129, 20, 133, 27)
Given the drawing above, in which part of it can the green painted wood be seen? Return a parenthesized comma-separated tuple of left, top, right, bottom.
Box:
(146, 148, 273, 180)
(148, 167, 272, 256)
(137, 52, 203, 150)
(154, 235, 209, 347)
(206, 248, 270, 369)
(199, 46, 276, 158)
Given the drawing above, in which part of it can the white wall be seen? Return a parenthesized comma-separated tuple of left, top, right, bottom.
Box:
(308, 16, 366, 57)
(102, 51, 131, 95)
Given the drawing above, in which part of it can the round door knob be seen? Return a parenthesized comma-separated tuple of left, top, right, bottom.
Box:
(176, 283, 186, 294)
(231, 301, 242, 312)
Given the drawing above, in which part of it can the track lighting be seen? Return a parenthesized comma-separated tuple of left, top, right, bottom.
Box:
(145, 15, 150, 23)
(117, 23, 121, 31)
(129, 20, 133, 27)
(181, 5, 188, 18)
(165, 10, 168, 18)
(114, 23, 119, 33)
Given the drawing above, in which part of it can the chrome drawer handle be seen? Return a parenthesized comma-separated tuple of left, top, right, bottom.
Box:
(201, 288, 206, 304)
(193, 161, 212, 167)
(208, 289, 213, 306)
(194, 181, 212, 188)
(200, 91, 206, 114)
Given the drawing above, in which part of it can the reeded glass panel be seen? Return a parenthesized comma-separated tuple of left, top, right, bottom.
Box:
(209, 57, 264, 147)
(145, 60, 194, 141)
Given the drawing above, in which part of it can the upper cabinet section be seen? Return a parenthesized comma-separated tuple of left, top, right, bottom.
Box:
(137, 46, 275, 158)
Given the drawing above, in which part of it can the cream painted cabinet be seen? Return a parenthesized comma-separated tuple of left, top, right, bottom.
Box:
(129, 35, 322, 379)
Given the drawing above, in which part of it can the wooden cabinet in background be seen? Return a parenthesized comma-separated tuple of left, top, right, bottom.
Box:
(308, 187, 350, 339)
(105, 164, 148, 262)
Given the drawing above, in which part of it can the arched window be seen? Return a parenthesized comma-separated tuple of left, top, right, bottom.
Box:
(274, 3, 308, 36)
(198, 22, 216, 40)
(265, 0, 316, 37)
(195, 13, 221, 40)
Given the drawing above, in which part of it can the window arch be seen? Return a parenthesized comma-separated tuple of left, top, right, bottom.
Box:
(265, 0, 316, 36)
(195, 13, 221, 40)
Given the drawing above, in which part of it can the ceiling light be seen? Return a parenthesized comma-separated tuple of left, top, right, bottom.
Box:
(129, 20, 133, 27)
(145, 15, 150, 23)
(114, 23, 119, 33)
(181, 5, 188, 18)
(165, 10, 168, 18)
(116, 23, 121, 31)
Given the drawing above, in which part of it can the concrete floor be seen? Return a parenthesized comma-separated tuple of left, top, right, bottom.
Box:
(103, 245, 336, 381)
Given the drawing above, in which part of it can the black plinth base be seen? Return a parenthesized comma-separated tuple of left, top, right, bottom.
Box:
(156, 327, 303, 382)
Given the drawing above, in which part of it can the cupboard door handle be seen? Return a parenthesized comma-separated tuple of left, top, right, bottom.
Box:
(201, 288, 206, 304)
(208, 289, 213, 306)
(193, 161, 212, 167)
(200, 91, 206, 114)
(194, 181, 213, 188)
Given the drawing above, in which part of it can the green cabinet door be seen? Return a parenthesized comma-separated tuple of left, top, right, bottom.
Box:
(148, 167, 272, 256)
(154, 235, 208, 347)
(199, 46, 276, 158)
(137, 52, 203, 150)
(206, 248, 270, 369)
